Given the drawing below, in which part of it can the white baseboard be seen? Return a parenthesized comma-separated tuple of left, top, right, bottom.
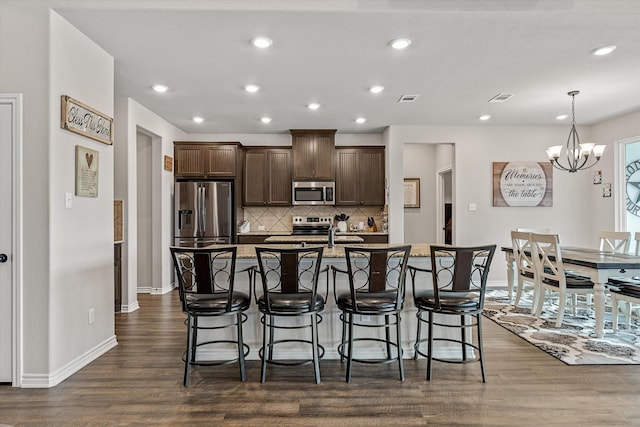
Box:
(20, 335, 118, 388)
(151, 284, 174, 295)
(120, 301, 140, 313)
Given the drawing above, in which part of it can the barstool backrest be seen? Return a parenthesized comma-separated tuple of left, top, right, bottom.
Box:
(343, 245, 411, 313)
(429, 245, 496, 311)
(255, 246, 324, 313)
(169, 246, 238, 313)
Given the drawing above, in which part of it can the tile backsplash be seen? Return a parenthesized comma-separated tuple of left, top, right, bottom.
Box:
(242, 206, 385, 233)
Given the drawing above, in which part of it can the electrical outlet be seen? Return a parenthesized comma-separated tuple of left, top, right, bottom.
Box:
(88, 308, 95, 324)
(258, 225, 265, 231)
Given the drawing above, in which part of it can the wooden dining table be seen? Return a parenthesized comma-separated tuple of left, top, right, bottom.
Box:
(502, 246, 640, 338)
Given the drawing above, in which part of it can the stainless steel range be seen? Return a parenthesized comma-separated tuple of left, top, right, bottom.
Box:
(291, 216, 333, 235)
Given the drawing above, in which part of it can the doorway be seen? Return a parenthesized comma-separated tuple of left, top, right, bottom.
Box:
(136, 131, 153, 294)
(0, 94, 22, 385)
(437, 167, 453, 244)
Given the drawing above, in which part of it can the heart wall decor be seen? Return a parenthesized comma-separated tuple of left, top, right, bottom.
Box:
(75, 145, 99, 197)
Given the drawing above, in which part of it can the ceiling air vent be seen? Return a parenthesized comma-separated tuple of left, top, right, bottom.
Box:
(488, 93, 514, 103)
(398, 94, 419, 103)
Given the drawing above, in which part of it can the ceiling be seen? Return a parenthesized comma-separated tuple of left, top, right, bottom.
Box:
(55, 0, 640, 134)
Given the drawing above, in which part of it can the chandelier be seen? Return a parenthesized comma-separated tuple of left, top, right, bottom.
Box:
(546, 91, 606, 173)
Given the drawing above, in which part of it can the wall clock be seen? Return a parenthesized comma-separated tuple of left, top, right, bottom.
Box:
(625, 159, 640, 216)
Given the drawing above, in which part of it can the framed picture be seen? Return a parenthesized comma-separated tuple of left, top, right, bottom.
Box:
(164, 155, 173, 171)
(75, 145, 99, 197)
(404, 178, 420, 208)
(61, 95, 113, 145)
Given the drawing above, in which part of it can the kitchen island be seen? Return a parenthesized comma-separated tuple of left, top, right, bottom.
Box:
(192, 243, 469, 363)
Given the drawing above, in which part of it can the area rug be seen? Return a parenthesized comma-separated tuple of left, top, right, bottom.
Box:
(483, 289, 640, 365)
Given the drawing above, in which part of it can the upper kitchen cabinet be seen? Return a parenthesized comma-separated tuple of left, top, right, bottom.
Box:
(243, 148, 291, 206)
(291, 129, 336, 180)
(174, 142, 240, 178)
(336, 147, 385, 206)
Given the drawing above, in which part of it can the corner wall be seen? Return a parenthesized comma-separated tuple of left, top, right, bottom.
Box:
(114, 98, 187, 309)
(48, 10, 117, 384)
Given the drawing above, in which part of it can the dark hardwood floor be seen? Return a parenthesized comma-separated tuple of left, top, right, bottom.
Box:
(1, 290, 639, 426)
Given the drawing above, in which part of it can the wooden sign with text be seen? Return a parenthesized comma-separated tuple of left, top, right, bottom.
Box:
(61, 95, 113, 145)
(493, 162, 553, 207)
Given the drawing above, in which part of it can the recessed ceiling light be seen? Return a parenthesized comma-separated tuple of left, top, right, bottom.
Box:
(192, 116, 204, 123)
(556, 114, 568, 120)
(369, 86, 384, 94)
(260, 117, 272, 124)
(592, 45, 616, 56)
(308, 103, 320, 110)
(245, 84, 260, 93)
(251, 37, 273, 48)
(355, 117, 367, 124)
(389, 38, 412, 49)
(478, 115, 491, 121)
(152, 84, 168, 93)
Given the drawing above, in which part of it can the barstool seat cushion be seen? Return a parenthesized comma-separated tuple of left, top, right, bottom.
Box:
(336, 291, 401, 313)
(414, 290, 479, 311)
(186, 292, 250, 312)
(258, 293, 325, 313)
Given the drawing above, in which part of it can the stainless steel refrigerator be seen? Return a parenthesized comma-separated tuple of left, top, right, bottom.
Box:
(174, 181, 234, 247)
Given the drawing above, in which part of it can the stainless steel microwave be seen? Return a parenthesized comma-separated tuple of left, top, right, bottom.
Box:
(292, 181, 335, 205)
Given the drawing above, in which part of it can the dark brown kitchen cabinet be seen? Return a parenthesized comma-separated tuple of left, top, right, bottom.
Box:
(336, 147, 385, 206)
(291, 129, 336, 180)
(243, 148, 291, 205)
(174, 142, 239, 178)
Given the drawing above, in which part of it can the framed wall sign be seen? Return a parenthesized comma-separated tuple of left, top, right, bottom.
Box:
(76, 145, 99, 197)
(61, 95, 113, 145)
(164, 155, 173, 172)
(492, 162, 552, 207)
(404, 178, 420, 208)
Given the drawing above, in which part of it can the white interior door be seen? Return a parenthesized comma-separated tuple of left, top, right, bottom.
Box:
(0, 96, 16, 383)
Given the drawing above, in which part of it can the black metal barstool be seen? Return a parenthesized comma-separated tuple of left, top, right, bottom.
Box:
(408, 245, 496, 382)
(332, 245, 411, 383)
(169, 246, 250, 386)
(254, 246, 326, 384)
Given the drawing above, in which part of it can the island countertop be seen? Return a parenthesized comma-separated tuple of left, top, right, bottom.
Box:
(232, 243, 432, 259)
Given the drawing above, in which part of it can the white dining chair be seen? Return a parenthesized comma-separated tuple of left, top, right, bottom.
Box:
(511, 231, 539, 313)
(598, 230, 631, 254)
(607, 231, 640, 331)
(531, 233, 595, 327)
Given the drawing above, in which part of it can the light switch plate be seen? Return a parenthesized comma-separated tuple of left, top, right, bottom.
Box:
(468, 203, 477, 211)
(65, 192, 73, 209)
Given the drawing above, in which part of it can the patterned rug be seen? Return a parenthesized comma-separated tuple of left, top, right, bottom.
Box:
(483, 289, 640, 365)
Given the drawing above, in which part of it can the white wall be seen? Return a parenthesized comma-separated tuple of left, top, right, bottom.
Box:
(136, 132, 153, 293)
(386, 125, 596, 285)
(48, 11, 116, 382)
(0, 0, 52, 378)
(590, 109, 640, 245)
(403, 144, 436, 243)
